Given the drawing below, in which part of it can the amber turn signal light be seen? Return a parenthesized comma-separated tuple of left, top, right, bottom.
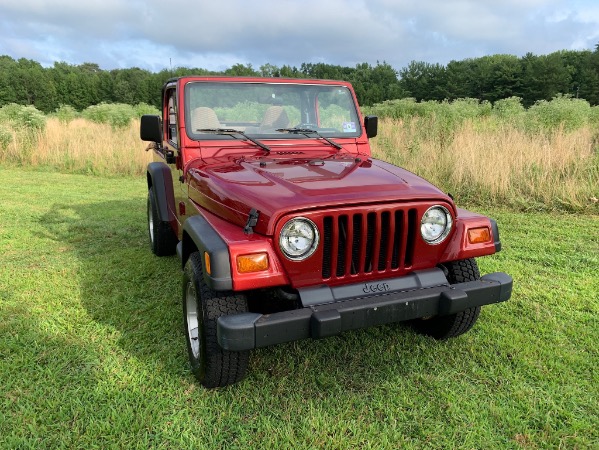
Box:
(468, 227, 491, 244)
(236, 253, 269, 273)
(204, 251, 211, 275)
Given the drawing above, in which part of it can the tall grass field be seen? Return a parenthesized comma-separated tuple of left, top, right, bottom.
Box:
(1, 97, 598, 212)
(0, 98, 598, 448)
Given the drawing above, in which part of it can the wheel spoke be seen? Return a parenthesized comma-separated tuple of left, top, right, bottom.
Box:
(147, 197, 154, 243)
(186, 283, 201, 359)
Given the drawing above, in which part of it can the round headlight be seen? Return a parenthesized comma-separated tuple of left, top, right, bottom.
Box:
(279, 217, 319, 260)
(421, 205, 453, 244)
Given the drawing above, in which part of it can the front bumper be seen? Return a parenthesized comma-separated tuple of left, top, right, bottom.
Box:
(217, 268, 512, 351)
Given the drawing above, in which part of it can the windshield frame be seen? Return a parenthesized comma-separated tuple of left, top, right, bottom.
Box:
(183, 80, 362, 142)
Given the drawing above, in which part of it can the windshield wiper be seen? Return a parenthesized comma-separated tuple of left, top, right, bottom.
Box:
(197, 128, 271, 154)
(276, 128, 343, 150)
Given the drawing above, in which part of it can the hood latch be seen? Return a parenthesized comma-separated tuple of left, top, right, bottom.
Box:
(244, 208, 260, 235)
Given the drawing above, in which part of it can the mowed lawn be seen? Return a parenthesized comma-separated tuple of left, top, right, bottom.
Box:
(0, 167, 597, 449)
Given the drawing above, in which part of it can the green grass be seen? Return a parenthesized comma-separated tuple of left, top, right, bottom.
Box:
(1, 167, 597, 449)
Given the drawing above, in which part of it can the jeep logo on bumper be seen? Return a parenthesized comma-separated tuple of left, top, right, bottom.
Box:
(362, 282, 390, 294)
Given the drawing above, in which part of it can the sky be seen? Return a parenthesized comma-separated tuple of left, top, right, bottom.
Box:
(1, 0, 598, 73)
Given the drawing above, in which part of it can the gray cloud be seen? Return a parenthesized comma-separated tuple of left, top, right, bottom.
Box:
(0, 0, 597, 72)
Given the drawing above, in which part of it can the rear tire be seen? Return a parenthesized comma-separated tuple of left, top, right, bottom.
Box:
(182, 252, 250, 388)
(147, 189, 177, 256)
(413, 258, 481, 340)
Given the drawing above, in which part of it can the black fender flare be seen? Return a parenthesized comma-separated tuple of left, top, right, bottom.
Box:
(146, 162, 176, 223)
(490, 218, 502, 253)
(180, 215, 233, 291)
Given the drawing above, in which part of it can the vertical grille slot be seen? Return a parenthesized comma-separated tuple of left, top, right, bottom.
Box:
(335, 216, 348, 277)
(405, 209, 417, 267)
(364, 212, 376, 272)
(351, 214, 362, 274)
(391, 210, 403, 269)
(322, 216, 333, 279)
(321, 206, 419, 280)
(378, 211, 391, 271)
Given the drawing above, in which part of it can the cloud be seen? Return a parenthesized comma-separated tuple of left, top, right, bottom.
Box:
(0, 0, 597, 72)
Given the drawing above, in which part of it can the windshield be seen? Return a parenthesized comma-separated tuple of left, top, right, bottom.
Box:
(184, 81, 361, 141)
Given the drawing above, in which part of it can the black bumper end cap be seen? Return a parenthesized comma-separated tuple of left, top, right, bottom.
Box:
(481, 272, 513, 302)
(311, 310, 342, 339)
(217, 313, 261, 351)
(439, 272, 513, 315)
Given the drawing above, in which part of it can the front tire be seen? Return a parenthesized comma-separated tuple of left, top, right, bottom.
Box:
(182, 252, 250, 388)
(147, 189, 177, 256)
(413, 258, 482, 339)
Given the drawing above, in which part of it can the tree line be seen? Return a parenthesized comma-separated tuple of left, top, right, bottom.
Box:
(1, 45, 598, 113)
(399, 47, 599, 107)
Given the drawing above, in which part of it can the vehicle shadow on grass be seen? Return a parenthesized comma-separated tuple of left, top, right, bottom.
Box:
(39, 200, 187, 379)
(38, 199, 441, 394)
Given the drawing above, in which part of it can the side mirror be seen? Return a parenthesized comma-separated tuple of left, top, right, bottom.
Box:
(140, 115, 162, 143)
(364, 115, 378, 139)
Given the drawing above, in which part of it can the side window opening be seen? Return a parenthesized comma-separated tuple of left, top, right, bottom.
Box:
(167, 91, 177, 145)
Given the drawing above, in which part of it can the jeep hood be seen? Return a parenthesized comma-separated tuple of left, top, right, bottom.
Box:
(187, 156, 452, 235)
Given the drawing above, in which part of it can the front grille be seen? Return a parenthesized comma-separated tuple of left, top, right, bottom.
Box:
(322, 208, 417, 280)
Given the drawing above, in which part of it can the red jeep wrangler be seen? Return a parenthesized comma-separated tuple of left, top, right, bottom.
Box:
(141, 76, 512, 388)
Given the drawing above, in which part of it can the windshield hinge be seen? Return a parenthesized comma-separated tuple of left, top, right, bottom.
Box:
(244, 208, 260, 235)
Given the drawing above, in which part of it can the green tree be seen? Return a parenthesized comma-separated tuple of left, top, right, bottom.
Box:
(566, 48, 599, 105)
(487, 55, 522, 101)
(111, 67, 152, 104)
(445, 59, 475, 99)
(259, 63, 280, 77)
(350, 62, 404, 105)
(224, 63, 258, 76)
(399, 61, 446, 100)
(520, 52, 571, 106)
(10, 58, 57, 112)
(279, 65, 301, 78)
(49, 62, 104, 110)
(0, 56, 18, 105)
